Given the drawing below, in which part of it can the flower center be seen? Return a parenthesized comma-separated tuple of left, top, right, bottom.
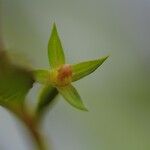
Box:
(50, 64, 72, 87)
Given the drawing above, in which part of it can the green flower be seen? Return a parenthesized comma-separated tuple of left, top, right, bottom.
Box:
(33, 23, 108, 111)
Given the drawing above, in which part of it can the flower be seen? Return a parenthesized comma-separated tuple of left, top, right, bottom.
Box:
(33, 23, 108, 111)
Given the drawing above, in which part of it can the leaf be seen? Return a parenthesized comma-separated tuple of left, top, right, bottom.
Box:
(0, 64, 34, 103)
(48, 23, 65, 68)
(57, 84, 88, 111)
(33, 70, 49, 84)
(0, 50, 34, 104)
(36, 85, 58, 116)
(72, 56, 109, 82)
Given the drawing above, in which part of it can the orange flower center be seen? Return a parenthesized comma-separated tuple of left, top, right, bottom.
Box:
(49, 64, 72, 87)
(57, 64, 72, 86)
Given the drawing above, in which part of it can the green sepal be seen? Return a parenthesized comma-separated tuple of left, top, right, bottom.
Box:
(33, 70, 49, 84)
(57, 84, 88, 111)
(72, 56, 109, 82)
(48, 23, 65, 68)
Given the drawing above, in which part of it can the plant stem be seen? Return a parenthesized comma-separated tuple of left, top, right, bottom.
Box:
(20, 109, 46, 150)
(35, 85, 58, 122)
(0, 102, 47, 150)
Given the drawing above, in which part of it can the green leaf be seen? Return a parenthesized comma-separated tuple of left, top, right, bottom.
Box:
(72, 56, 109, 82)
(0, 65, 34, 103)
(0, 49, 34, 105)
(36, 85, 58, 117)
(57, 84, 88, 111)
(33, 70, 49, 84)
(48, 23, 65, 68)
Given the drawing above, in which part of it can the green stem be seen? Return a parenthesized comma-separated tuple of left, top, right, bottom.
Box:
(0, 102, 46, 150)
(20, 109, 46, 150)
(35, 85, 58, 122)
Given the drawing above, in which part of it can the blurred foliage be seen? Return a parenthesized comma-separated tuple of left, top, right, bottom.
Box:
(0, 49, 34, 105)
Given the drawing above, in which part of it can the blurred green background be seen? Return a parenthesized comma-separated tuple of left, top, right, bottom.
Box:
(0, 0, 150, 150)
